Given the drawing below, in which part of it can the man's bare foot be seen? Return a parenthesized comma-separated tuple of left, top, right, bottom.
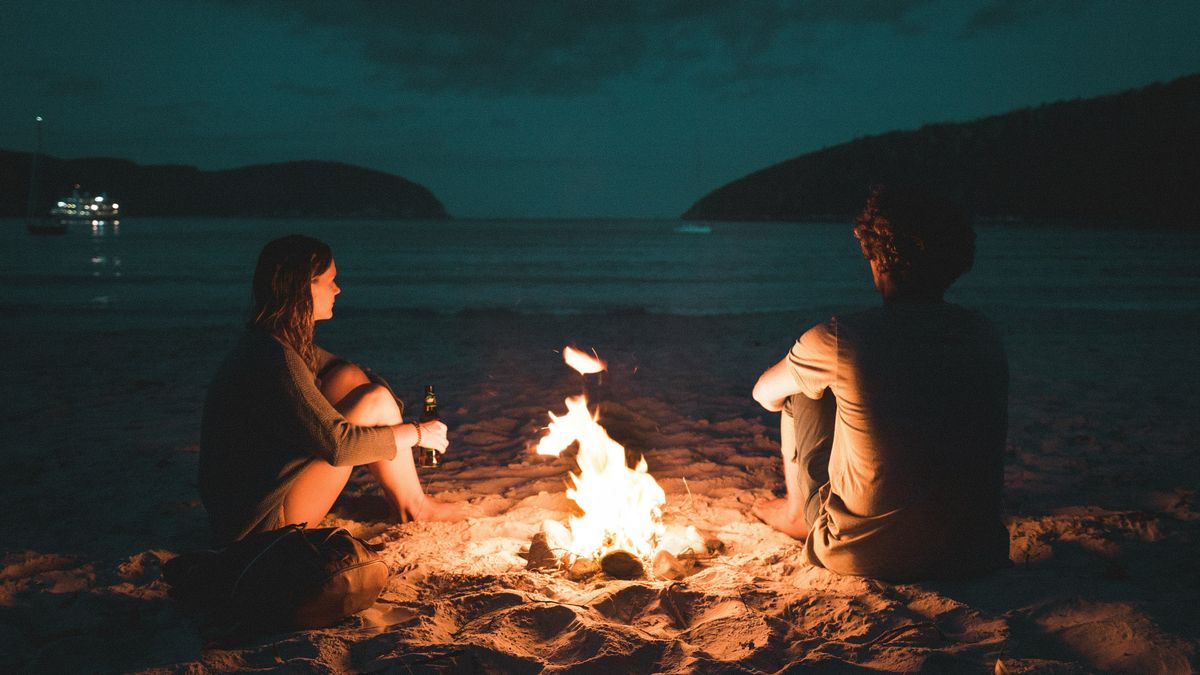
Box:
(400, 496, 471, 523)
(751, 497, 810, 540)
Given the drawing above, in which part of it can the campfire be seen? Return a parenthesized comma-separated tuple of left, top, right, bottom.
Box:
(525, 346, 718, 580)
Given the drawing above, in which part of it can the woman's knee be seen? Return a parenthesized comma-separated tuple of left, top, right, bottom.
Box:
(320, 362, 371, 404)
(340, 383, 402, 426)
(362, 383, 400, 412)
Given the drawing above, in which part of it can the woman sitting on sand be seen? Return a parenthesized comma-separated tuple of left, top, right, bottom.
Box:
(199, 234, 464, 545)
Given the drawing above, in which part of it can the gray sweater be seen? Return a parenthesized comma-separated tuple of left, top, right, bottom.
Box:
(199, 328, 396, 545)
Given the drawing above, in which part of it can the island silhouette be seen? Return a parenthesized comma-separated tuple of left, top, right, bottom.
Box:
(684, 73, 1199, 226)
(0, 156, 447, 219)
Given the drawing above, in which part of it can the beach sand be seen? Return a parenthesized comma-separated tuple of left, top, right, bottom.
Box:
(1, 307, 1197, 673)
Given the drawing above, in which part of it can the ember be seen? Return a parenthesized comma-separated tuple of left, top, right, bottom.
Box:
(561, 345, 606, 374)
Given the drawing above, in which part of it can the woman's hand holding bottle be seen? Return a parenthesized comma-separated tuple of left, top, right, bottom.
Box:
(414, 420, 447, 452)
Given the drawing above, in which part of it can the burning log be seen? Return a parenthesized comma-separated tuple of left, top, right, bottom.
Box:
(651, 550, 686, 581)
(521, 522, 727, 581)
(599, 550, 644, 580)
(567, 557, 600, 580)
(520, 532, 558, 571)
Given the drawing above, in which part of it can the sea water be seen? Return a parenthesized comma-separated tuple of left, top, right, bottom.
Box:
(3, 218, 1198, 329)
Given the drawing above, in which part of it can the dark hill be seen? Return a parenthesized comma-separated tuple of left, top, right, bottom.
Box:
(684, 73, 1200, 225)
(0, 154, 448, 218)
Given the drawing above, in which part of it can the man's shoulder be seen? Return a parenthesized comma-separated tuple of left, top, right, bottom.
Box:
(831, 303, 1003, 345)
(826, 305, 887, 330)
(940, 303, 1003, 337)
(796, 314, 839, 343)
(794, 308, 874, 345)
(838, 302, 994, 323)
(833, 306, 883, 321)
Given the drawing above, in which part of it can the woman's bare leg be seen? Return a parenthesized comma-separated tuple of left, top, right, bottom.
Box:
(365, 436, 467, 522)
(282, 460, 353, 528)
(287, 362, 465, 523)
(340, 380, 466, 521)
(281, 365, 379, 526)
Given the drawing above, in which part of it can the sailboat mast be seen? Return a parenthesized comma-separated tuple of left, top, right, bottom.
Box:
(25, 116, 43, 220)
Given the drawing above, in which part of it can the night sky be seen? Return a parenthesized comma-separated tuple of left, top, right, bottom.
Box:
(5, 1, 1198, 218)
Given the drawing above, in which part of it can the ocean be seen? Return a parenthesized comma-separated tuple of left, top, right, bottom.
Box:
(4, 218, 1198, 328)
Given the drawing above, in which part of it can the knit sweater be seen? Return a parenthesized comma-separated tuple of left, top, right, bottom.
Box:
(199, 328, 396, 545)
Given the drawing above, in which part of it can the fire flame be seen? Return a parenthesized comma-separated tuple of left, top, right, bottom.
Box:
(537, 347, 665, 560)
(562, 345, 606, 374)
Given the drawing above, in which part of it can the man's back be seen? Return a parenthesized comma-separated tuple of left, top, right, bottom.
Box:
(790, 302, 1010, 580)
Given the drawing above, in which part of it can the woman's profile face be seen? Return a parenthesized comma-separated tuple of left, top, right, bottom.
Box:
(311, 260, 340, 321)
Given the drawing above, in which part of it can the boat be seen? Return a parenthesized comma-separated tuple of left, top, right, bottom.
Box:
(50, 188, 121, 221)
(24, 117, 122, 235)
(29, 187, 123, 235)
(674, 223, 713, 234)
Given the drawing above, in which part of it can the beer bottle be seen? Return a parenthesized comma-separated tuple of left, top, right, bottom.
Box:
(415, 384, 439, 468)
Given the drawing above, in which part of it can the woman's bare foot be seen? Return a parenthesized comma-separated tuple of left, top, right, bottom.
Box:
(751, 497, 810, 540)
(400, 496, 471, 523)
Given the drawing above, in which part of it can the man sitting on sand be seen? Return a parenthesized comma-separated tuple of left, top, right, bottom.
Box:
(751, 186, 1010, 581)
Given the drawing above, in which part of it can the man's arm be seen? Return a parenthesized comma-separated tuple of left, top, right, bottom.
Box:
(753, 358, 804, 412)
(755, 319, 837, 412)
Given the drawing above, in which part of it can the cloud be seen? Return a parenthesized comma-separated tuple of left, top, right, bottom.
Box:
(133, 100, 210, 117)
(6, 68, 105, 97)
(708, 58, 821, 101)
(215, 0, 935, 96)
(965, 0, 1095, 33)
(489, 115, 519, 130)
(130, 100, 210, 130)
(273, 81, 341, 98)
(330, 103, 425, 124)
(730, 59, 820, 82)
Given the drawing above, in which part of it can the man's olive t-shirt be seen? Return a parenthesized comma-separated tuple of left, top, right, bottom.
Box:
(788, 302, 1010, 581)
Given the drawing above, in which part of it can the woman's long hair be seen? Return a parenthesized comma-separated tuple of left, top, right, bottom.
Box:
(250, 235, 333, 372)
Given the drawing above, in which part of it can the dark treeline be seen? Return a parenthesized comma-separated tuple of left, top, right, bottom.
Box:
(684, 73, 1200, 225)
(0, 155, 448, 219)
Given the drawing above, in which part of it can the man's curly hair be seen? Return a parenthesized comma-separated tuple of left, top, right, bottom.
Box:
(853, 185, 975, 293)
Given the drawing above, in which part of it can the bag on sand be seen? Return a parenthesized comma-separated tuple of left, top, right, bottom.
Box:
(163, 524, 389, 639)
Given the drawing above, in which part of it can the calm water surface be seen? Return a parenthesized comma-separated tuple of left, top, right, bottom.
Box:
(3, 218, 1197, 328)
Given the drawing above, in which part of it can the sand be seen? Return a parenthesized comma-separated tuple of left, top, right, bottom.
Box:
(1, 307, 1197, 673)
